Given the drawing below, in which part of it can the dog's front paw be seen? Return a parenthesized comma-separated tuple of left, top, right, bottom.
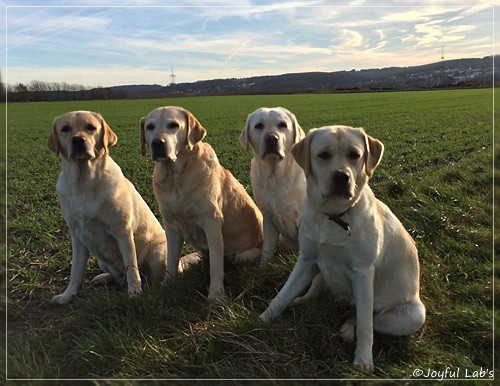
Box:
(259, 309, 274, 323)
(208, 287, 226, 302)
(50, 293, 73, 305)
(353, 352, 374, 373)
(339, 322, 356, 342)
(128, 285, 142, 297)
(258, 253, 270, 268)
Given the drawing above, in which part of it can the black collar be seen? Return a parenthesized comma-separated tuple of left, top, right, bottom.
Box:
(324, 207, 352, 236)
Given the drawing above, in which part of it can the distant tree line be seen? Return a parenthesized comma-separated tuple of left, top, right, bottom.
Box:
(7, 80, 127, 102)
(4, 56, 496, 102)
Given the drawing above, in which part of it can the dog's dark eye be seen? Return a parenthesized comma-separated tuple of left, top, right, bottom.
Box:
(167, 122, 179, 130)
(85, 124, 97, 132)
(317, 151, 331, 160)
(146, 123, 155, 131)
(278, 121, 287, 129)
(348, 150, 360, 160)
(61, 125, 71, 133)
(254, 123, 264, 130)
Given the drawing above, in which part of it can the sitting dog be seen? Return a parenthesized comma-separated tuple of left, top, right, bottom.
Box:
(140, 106, 263, 300)
(48, 111, 191, 305)
(240, 107, 307, 266)
(260, 125, 426, 372)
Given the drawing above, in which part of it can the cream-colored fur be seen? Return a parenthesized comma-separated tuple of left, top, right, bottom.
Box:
(141, 106, 263, 300)
(240, 107, 306, 266)
(48, 111, 189, 305)
(260, 125, 425, 372)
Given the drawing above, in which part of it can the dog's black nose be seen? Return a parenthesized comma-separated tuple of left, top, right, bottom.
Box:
(332, 170, 349, 186)
(151, 138, 167, 160)
(151, 138, 165, 147)
(72, 136, 85, 145)
(265, 134, 278, 144)
(70, 135, 88, 159)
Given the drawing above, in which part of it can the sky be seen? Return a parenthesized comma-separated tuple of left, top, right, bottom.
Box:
(2, 1, 498, 88)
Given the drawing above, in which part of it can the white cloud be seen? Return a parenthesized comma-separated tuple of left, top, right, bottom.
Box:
(446, 4, 492, 23)
(448, 25, 476, 34)
(342, 29, 365, 47)
(415, 19, 444, 46)
(7, 8, 117, 49)
(369, 40, 388, 52)
(380, 7, 453, 23)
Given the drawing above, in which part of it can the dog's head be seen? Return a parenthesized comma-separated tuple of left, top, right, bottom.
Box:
(140, 106, 206, 162)
(240, 107, 304, 161)
(48, 111, 118, 160)
(292, 126, 384, 203)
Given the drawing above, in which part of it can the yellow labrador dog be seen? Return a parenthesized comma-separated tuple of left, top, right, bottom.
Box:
(140, 106, 263, 300)
(240, 107, 306, 266)
(260, 126, 426, 372)
(48, 111, 190, 305)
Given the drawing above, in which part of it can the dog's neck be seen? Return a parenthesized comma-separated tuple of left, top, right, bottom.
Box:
(60, 155, 109, 188)
(311, 183, 372, 236)
(323, 205, 354, 236)
(256, 152, 293, 178)
(157, 155, 187, 177)
(155, 142, 217, 181)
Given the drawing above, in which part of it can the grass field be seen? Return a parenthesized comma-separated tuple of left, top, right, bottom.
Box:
(5, 89, 495, 381)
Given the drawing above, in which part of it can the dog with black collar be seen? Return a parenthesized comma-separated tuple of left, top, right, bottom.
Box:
(260, 125, 426, 372)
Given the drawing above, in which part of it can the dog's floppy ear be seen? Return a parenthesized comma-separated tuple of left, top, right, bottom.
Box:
(47, 117, 61, 155)
(239, 115, 251, 151)
(140, 116, 147, 156)
(291, 128, 317, 177)
(95, 113, 117, 155)
(362, 129, 384, 177)
(282, 108, 304, 144)
(184, 108, 206, 148)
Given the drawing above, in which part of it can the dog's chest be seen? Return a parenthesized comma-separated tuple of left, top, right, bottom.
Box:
(301, 208, 352, 247)
(256, 180, 300, 207)
(260, 193, 301, 239)
(254, 173, 304, 234)
(59, 190, 101, 218)
(316, 247, 355, 300)
(69, 215, 120, 261)
(59, 194, 120, 261)
(155, 191, 209, 250)
(168, 213, 208, 250)
(300, 209, 357, 298)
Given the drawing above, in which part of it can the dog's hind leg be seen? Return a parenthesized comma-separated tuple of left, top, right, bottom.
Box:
(233, 248, 262, 263)
(145, 245, 168, 281)
(373, 298, 426, 336)
(339, 314, 357, 342)
(91, 259, 123, 286)
(179, 252, 203, 272)
(291, 272, 327, 305)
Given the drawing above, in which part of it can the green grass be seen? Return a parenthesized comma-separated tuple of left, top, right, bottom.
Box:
(6, 89, 494, 381)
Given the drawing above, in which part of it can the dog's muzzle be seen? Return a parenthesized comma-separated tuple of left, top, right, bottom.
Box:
(70, 136, 90, 159)
(331, 170, 351, 197)
(262, 133, 283, 160)
(151, 138, 167, 161)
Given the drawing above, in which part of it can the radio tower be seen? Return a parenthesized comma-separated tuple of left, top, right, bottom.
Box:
(169, 66, 176, 85)
(440, 46, 445, 73)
